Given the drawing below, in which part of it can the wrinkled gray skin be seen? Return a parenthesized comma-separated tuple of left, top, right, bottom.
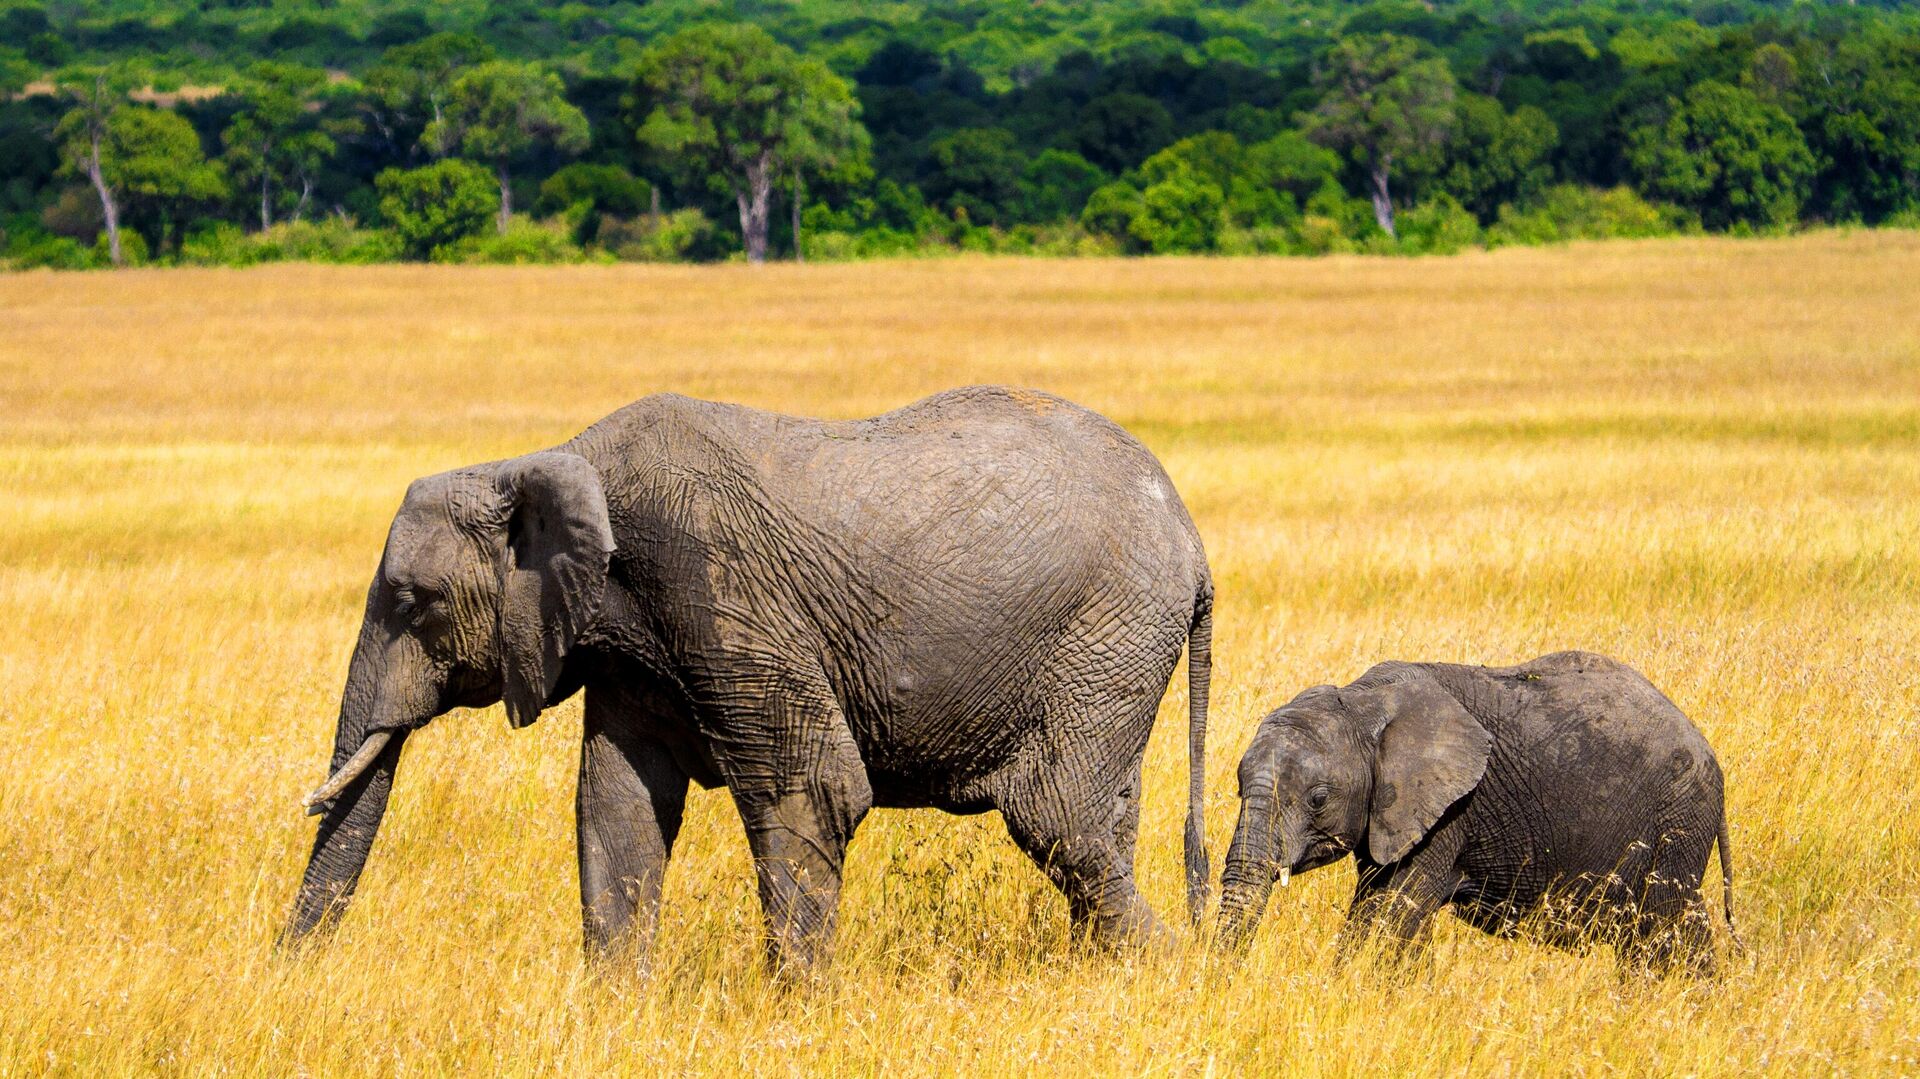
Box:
(282, 386, 1214, 973)
(1218, 652, 1733, 975)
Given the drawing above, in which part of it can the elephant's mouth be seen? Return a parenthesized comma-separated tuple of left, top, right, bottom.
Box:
(1291, 837, 1351, 874)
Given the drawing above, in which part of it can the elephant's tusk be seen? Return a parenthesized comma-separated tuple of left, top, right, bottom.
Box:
(1278, 867, 1291, 887)
(301, 731, 394, 814)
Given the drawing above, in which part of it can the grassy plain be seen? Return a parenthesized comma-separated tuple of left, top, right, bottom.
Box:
(2, 231, 1918, 1075)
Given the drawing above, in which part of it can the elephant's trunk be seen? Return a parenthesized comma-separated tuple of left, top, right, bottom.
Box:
(1215, 799, 1294, 954)
(279, 730, 406, 945)
(279, 605, 417, 948)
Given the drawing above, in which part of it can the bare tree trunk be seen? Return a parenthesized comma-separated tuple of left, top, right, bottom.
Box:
(736, 153, 773, 264)
(294, 174, 313, 222)
(649, 184, 661, 227)
(496, 163, 512, 234)
(791, 173, 804, 262)
(1369, 158, 1396, 239)
(85, 133, 123, 267)
(261, 169, 273, 231)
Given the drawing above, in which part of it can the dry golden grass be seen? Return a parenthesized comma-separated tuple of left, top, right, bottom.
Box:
(3, 232, 1919, 1075)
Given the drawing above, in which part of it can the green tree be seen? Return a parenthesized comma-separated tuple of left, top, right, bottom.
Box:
(222, 61, 347, 230)
(1133, 171, 1226, 253)
(1430, 94, 1557, 222)
(52, 67, 135, 265)
(1302, 34, 1457, 238)
(376, 158, 498, 260)
(633, 24, 868, 263)
(1140, 132, 1243, 191)
(1627, 80, 1815, 230)
(1793, 33, 1920, 223)
(360, 33, 495, 166)
(1080, 180, 1147, 251)
(1242, 131, 1346, 207)
(922, 127, 1026, 226)
(1074, 92, 1175, 174)
(1132, 130, 1359, 235)
(423, 61, 588, 233)
(1019, 149, 1105, 223)
(57, 74, 223, 265)
(102, 109, 227, 260)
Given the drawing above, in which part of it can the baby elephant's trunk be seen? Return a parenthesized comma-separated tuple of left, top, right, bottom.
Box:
(1215, 799, 1290, 953)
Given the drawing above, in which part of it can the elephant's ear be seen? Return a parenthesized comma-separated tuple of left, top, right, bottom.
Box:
(493, 452, 614, 729)
(1349, 672, 1491, 865)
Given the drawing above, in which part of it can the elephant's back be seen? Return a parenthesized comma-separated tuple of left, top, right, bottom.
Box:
(578, 387, 1192, 529)
(796, 385, 1204, 583)
(1449, 654, 1723, 909)
(831, 385, 1172, 487)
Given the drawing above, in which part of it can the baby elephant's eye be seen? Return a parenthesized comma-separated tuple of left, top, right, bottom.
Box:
(1307, 786, 1331, 811)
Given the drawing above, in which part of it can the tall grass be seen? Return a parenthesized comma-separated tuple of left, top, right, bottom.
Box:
(2, 232, 1918, 1074)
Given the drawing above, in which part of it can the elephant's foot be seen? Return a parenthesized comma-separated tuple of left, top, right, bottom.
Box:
(1080, 892, 1176, 954)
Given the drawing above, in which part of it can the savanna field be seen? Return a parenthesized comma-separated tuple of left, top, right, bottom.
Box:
(3, 232, 1919, 1074)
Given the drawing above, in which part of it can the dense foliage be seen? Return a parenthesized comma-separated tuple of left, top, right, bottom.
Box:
(3, 0, 1918, 266)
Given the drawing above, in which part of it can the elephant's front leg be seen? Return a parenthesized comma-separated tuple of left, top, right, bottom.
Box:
(1337, 860, 1462, 964)
(577, 685, 689, 970)
(725, 672, 873, 975)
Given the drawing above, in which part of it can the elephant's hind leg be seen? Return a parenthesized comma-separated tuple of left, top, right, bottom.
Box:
(1616, 827, 1718, 978)
(578, 684, 690, 972)
(995, 623, 1180, 951)
(998, 767, 1163, 949)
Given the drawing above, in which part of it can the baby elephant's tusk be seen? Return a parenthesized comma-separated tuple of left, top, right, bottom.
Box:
(301, 731, 394, 814)
(1278, 866, 1291, 887)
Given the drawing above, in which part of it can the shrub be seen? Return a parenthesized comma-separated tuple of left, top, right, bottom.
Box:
(1216, 225, 1294, 255)
(536, 163, 651, 244)
(1486, 185, 1692, 247)
(440, 216, 592, 264)
(264, 219, 404, 264)
(179, 221, 258, 266)
(6, 232, 94, 269)
(39, 186, 103, 240)
(1079, 182, 1147, 251)
(375, 160, 498, 261)
(535, 163, 651, 218)
(1020, 222, 1120, 257)
(92, 228, 149, 266)
(180, 219, 404, 266)
(1132, 174, 1225, 253)
(1308, 184, 1378, 234)
(598, 209, 718, 262)
(800, 227, 925, 261)
(1289, 213, 1357, 255)
(1395, 194, 1482, 254)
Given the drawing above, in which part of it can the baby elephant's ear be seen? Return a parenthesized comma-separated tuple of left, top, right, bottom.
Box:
(1349, 672, 1491, 865)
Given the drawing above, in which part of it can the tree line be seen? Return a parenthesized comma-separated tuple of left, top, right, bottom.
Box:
(2, 0, 1918, 268)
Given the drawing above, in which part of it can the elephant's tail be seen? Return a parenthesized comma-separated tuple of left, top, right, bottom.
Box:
(1717, 816, 1742, 954)
(1183, 585, 1213, 927)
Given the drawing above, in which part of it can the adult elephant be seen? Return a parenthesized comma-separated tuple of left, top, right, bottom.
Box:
(282, 386, 1214, 972)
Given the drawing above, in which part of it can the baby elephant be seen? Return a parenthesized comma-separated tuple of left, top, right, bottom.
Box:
(1217, 651, 1733, 974)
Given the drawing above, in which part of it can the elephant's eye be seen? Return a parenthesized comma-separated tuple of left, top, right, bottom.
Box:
(1307, 786, 1330, 811)
(393, 587, 432, 628)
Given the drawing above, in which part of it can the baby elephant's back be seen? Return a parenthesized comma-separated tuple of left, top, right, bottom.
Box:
(1458, 651, 1724, 902)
